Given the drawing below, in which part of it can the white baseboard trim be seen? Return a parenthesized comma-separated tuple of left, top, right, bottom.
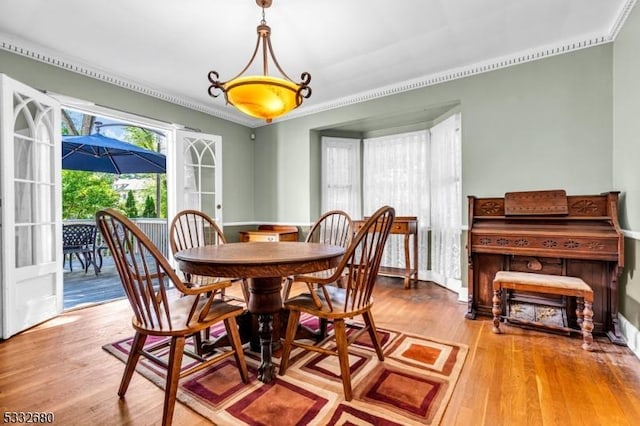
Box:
(457, 287, 468, 303)
(423, 271, 468, 303)
(619, 314, 640, 360)
(622, 228, 640, 240)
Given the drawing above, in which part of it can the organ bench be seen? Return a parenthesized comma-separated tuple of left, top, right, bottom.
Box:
(491, 271, 594, 350)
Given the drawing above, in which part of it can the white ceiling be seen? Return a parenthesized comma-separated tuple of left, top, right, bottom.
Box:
(0, 0, 634, 127)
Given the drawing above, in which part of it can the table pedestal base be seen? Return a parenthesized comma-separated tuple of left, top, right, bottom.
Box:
(257, 314, 275, 382)
(248, 277, 283, 383)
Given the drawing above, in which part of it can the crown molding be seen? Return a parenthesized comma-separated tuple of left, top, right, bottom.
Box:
(609, 0, 638, 40)
(0, 32, 255, 127)
(280, 0, 638, 124)
(1, 0, 636, 129)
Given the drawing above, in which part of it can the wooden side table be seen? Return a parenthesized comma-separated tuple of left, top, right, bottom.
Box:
(353, 216, 418, 289)
(239, 225, 299, 242)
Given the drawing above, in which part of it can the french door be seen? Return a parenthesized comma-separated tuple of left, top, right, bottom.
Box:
(173, 129, 223, 223)
(1, 74, 62, 339)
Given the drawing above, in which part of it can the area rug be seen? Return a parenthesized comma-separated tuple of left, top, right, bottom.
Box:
(103, 316, 468, 425)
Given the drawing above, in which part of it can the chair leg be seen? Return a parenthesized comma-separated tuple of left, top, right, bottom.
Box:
(83, 253, 91, 273)
(224, 316, 249, 383)
(97, 248, 104, 270)
(318, 319, 329, 341)
(192, 331, 204, 357)
(333, 319, 353, 401)
(75, 253, 85, 271)
(278, 309, 301, 375)
(118, 332, 148, 397)
(241, 279, 250, 304)
(282, 277, 293, 301)
(162, 336, 185, 426)
(362, 310, 384, 361)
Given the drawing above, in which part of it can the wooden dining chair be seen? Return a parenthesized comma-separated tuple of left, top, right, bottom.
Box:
(278, 205, 395, 401)
(282, 209, 353, 300)
(281, 210, 352, 339)
(96, 208, 249, 426)
(169, 209, 249, 304)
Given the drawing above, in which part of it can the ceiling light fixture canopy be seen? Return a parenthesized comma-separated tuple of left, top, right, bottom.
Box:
(207, 0, 311, 123)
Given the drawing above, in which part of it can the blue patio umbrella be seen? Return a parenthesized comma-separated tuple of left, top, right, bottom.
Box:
(62, 133, 166, 174)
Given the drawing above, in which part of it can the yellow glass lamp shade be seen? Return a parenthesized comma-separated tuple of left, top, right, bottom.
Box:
(224, 75, 302, 122)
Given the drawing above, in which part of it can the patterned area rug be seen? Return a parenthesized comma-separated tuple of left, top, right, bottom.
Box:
(103, 316, 468, 425)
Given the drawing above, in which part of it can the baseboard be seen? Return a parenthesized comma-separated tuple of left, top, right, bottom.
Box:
(619, 314, 640, 360)
(457, 287, 468, 304)
(424, 271, 467, 303)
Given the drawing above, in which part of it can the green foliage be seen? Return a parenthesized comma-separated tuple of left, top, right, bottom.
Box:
(62, 171, 120, 219)
(142, 195, 157, 218)
(61, 115, 168, 219)
(124, 190, 139, 218)
(139, 175, 167, 218)
(126, 127, 157, 151)
(125, 126, 167, 218)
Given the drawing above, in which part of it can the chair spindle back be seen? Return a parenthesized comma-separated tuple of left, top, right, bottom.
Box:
(96, 208, 189, 331)
(170, 209, 226, 253)
(306, 209, 353, 249)
(337, 205, 395, 312)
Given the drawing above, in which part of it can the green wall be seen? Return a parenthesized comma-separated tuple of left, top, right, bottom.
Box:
(0, 49, 255, 223)
(614, 4, 640, 330)
(254, 45, 614, 224)
(3, 24, 637, 330)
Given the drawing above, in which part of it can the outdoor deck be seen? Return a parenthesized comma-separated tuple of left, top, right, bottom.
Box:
(63, 218, 167, 310)
(63, 255, 125, 310)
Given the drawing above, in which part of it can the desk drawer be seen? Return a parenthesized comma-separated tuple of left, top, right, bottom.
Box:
(390, 222, 409, 234)
(353, 217, 416, 235)
(247, 233, 279, 242)
(239, 230, 299, 242)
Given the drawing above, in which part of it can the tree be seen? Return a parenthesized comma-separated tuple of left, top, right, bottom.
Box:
(62, 171, 120, 219)
(126, 126, 167, 218)
(142, 196, 157, 218)
(124, 190, 139, 218)
(61, 109, 94, 136)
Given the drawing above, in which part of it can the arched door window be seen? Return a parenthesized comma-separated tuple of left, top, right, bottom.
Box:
(178, 130, 222, 222)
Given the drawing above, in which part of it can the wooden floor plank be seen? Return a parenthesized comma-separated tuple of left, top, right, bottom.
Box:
(1, 277, 639, 425)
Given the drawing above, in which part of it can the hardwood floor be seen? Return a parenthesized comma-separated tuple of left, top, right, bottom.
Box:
(1, 277, 639, 425)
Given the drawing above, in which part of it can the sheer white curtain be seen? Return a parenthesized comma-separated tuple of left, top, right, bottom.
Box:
(362, 130, 430, 276)
(429, 113, 462, 288)
(321, 137, 361, 218)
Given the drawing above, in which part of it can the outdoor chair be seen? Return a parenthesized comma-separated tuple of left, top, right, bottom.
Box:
(96, 208, 249, 426)
(62, 223, 98, 274)
(92, 228, 110, 273)
(278, 205, 395, 401)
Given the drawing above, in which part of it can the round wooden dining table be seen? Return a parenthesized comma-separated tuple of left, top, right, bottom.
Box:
(174, 241, 345, 383)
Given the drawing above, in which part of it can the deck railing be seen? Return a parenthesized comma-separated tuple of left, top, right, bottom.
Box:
(64, 218, 168, 257)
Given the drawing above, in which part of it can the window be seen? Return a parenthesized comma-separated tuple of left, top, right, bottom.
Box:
(429, 114, 462, 288)
(363, 130, 430, 276)
(321, 137, 361, 218)
(320, 113, 462, 288)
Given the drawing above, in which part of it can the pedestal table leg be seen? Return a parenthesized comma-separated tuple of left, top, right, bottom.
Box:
(248, 276, 283, 383)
